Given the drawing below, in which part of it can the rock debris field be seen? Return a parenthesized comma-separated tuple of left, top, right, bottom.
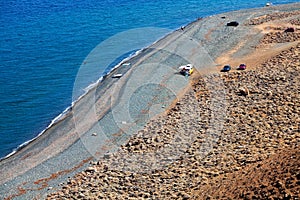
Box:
(46, 11, 300, 200)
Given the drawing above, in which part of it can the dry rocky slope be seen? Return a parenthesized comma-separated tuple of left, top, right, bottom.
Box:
(194, 43, 300, 199)
(46, 11, 300, 200)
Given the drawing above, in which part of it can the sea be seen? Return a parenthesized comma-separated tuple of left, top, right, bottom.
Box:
(0, 0, 298, 159)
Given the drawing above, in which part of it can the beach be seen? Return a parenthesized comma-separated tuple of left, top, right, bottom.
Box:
(1, 3, 300, 199)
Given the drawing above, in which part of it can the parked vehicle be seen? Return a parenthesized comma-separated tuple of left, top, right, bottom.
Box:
(265, 2, 272, 6)
(179, 64, 194, 76)
(221, 65, 231, 72)
(238, 63, 246, 70)
(227, 21, 239, 27)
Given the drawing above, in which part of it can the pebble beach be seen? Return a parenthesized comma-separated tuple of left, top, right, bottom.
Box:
(1, 3, 300, 200)
(46, 5, 299, 200)
(48, 43, 300, 199)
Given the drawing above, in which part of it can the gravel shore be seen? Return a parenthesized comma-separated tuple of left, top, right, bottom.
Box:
(46, 5, 299, 200)
(1, 3, 299, 200)
(46, 43, 300, 200)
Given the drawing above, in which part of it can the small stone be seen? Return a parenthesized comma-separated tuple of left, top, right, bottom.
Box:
(239, 87, 249, 96)
(267, 90, 273, 96)
(79, 193, 85, 198)
(86, 166, 98, 173)
(92, 132, 97, 136)
(90, 161, 97, 165)
(103, 154, 110, 159)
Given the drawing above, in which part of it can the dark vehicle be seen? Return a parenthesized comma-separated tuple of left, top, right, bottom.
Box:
(238, 63, 246, 70)
(227, 21, 239, 27)
(221, 65, 231, 72)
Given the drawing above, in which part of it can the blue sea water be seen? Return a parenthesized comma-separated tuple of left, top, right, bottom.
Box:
(0, 0, 298, 159)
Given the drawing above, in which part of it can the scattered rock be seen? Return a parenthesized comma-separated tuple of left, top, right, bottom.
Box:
(238, 87, 250, 96)
(86, 166, 98, 173)
(267, 90, 273, 96)
(284, 27, 295, 33)
(247, 10, 300, 25)
(46, 12, 300, 200)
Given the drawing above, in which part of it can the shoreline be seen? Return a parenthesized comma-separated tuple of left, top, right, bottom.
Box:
(1, 2, 300, 199)
(0, 28, 174, 161)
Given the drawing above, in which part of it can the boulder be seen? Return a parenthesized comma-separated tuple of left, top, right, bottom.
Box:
(284, 27, 295, 32)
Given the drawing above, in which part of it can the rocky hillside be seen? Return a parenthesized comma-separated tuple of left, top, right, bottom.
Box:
(46, 10, 300, 200)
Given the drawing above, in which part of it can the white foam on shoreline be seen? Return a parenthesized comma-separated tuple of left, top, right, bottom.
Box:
(0, 30, 172, 161)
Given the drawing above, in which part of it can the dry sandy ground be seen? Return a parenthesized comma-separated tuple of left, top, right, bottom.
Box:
(44, 8, 300, 200)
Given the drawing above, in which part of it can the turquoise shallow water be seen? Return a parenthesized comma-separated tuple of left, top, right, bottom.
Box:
(0, 0, 298, 158)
